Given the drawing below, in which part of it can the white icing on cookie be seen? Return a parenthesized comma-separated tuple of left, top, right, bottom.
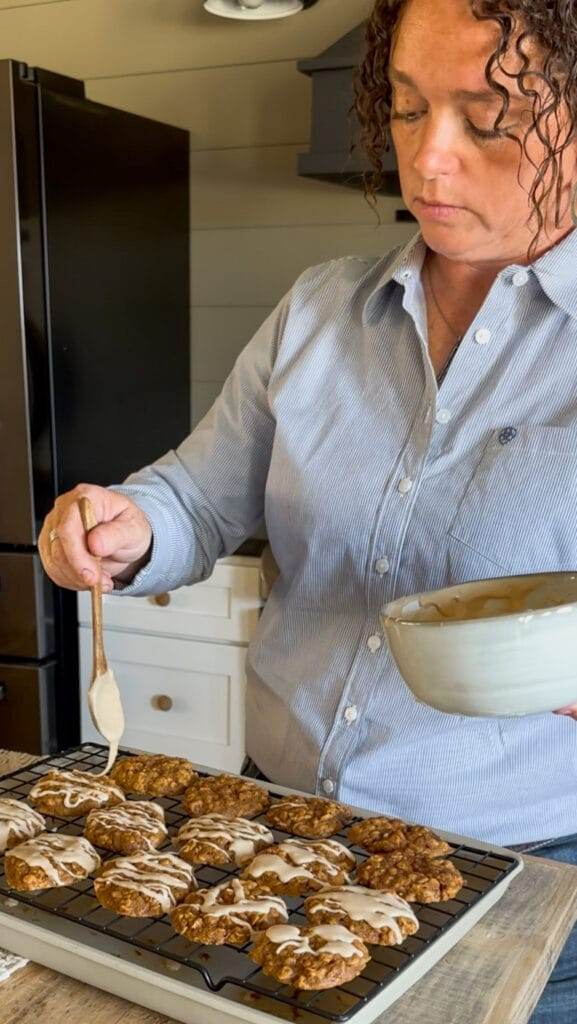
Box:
(95, 852, 196, 914)
(86, 801, 167, 849)
(306, 886, 418, 944)
(284, 838, 356, 869)
(244, 840, 349, 885)
(0, 799, 45, 854)
(6, 833, 101, 886)
(182, 878, 288, 938)
(176, 815, 274, 865)
(265, 923, 363, 959)
(29, 770, 124, 811)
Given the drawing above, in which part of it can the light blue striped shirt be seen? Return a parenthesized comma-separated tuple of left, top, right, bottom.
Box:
(115, 228, 577, 846)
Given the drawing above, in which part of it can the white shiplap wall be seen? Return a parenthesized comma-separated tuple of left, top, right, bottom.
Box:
(2, 0, 415, 424)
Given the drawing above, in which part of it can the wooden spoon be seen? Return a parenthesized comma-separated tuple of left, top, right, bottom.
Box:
(78, 497, 125, 775)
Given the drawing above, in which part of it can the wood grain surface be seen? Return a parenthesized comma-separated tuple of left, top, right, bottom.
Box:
(1, 749, 577, 1024)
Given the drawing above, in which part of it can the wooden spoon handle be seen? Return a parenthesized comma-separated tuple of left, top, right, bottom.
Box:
(78, 497, 108, 677)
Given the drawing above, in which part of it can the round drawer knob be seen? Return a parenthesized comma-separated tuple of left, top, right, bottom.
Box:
(154, 592, 171, 607)
(152, 694, 173, 712)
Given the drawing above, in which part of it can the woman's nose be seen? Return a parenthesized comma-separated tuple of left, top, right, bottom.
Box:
(412, 116, 461, 180)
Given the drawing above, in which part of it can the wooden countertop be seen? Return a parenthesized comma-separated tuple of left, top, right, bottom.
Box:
(1, 749, 577, 1024)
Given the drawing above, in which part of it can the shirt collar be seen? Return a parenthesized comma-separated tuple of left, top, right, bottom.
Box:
(362, 225, 577, 324)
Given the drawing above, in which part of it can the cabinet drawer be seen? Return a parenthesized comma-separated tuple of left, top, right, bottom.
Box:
(0, 661, 56, 755)
(79, 628, 246, 772)
(78, 558, 262, 644)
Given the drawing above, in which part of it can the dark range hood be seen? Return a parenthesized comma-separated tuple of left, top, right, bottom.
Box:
(297, 23, 402, 195)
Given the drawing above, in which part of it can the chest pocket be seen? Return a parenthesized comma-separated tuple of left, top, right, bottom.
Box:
(448, 425, 577, 576)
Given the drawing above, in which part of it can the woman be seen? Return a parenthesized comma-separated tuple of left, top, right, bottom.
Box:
(41, 1, 577, 1018)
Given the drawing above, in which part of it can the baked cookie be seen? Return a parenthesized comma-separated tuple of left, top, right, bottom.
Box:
(110, 754, 196, 797)
(265, 795, 351, 839)
(94, 850, 196, 917)
(182, 774, 270, 819)
(305, 885, 419, 946)
(170, 878, 288, 946)
(241, 839, 353, 896)
(28, 770, 125, 818)
(4, 834, 101, 891)
(250, 923, 370, 990)
(347, 817, 451, 857)
(356, 850, 464, 903)
(0, 798, 45, 854)
(175, 814, 274, 867)
(84, 800, 167, 854)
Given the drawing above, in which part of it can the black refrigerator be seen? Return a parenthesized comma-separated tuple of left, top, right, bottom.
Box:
(0, 59, 190, 755)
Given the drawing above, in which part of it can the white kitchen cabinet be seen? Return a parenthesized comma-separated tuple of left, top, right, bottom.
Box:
(78, 556, 263, 771)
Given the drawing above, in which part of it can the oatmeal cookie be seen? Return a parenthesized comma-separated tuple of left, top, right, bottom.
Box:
(110, 754, 196, 797)
(250, 923, 370, 990)
(182, 774, 270, 819)
(4, 834, 101, 891)
(265, 795, 351, 839)
(304, 885, 419, 945)
(94, 850, 196, 917)
(84, 800, 167, 854)
(357, 850, 464, 903)
(170, 878, 288, 946)
(347, 817, 451, 857)
(0, 798, 45, 854)
(175, 814, 274, 867)
(28, 770, 125, 817)
(241, 839, 353, 896)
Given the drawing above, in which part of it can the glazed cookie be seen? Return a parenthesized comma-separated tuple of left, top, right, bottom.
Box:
(170, 878, 288, 946)
(250, 923, 370, 990)
(84, 800, 167, 854)
(94, 850, 196, 917)
(4, 834, 101, 891)
(347, 817, 451, 857)
(0, 798, 45, 854)
(28, 770, 125, 818)
(305, 885, 419, 946)
(241, 839, 353, 896)
(182, 774, 270, 819)
(356, 850, 464, 903)
(265, 795, 351, 839)
(110, 754, 197, 797)
(175, 814, 274, 867)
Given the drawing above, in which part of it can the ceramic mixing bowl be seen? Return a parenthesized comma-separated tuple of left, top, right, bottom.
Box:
(381, 571, 577, 716)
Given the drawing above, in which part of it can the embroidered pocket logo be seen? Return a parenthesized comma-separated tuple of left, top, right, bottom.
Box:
(498, 427, 518, 445)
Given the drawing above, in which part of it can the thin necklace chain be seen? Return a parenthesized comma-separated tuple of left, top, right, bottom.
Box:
(424, 259, 463, 341)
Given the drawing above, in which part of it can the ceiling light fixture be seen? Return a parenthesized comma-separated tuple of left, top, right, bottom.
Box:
(204, 0, 308, 21)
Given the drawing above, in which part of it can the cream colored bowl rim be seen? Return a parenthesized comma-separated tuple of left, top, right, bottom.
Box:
(382, 570, 577, 628)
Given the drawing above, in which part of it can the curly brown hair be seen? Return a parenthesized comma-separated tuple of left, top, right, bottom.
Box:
(353, 0, 577, 258)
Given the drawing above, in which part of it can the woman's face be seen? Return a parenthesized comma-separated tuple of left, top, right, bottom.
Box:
(390, 0, 577, 266)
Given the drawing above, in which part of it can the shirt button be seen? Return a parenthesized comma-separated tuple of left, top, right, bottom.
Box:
(367, 634, 382, 653)
(344, 705, 358, 724)
(322, 778, 335, 795)
(401, 269, 411, 280)
(512, 270, 529, 287)
(436, 408, 452, 424)
(375, 557, 390, 575)
(475, 328, 492, 346)
(398, 477, 413, 495)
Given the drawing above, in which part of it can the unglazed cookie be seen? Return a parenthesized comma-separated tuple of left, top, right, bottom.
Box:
(175, 814, 274, 867)
(347, 817, 451, 857)
(182, 774, 270, 819)
(170, 878, 288, 946)
(110, 754, 197, 797)
(4, 834, 101, 891)
(265, 795, 351, 839)
(28, 770, 125, 818)
(94, 851, 196, 917)
(0, 798, 45, 854)
(84, 800, 167, 854)
(250, 924, 370, 990)
(356, 850, 464, 903)
(304, 885, 419, 945)
(241, 839, 353, 896)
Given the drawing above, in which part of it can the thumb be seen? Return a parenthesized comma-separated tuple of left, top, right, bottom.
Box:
(86, 512, 149, 562)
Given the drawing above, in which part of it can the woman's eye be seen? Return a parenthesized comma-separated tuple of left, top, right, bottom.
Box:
(391, 110, 425, 123)
(466, 119, 502, 141)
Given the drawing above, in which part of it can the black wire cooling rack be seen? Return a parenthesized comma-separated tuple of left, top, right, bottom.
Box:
(0, 743, 521, 1023)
